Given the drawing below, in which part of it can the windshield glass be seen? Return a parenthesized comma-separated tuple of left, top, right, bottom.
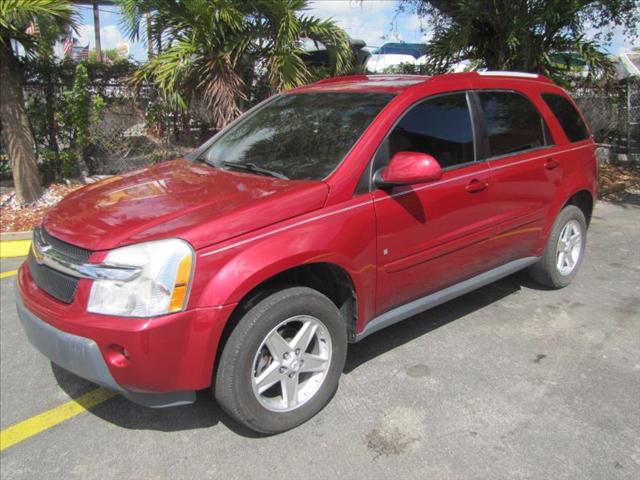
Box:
(198, 92, 394, 180)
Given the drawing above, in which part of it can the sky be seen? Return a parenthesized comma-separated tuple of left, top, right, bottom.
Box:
(72, 0, 637, 62)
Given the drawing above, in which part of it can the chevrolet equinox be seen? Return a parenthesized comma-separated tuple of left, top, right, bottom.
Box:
(17, 72, 597, 433)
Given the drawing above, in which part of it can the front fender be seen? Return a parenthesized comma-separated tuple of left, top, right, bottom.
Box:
(190, 197, 378, 328)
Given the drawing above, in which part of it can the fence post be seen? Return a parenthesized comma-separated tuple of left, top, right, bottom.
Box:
(627, 81, 631, 156)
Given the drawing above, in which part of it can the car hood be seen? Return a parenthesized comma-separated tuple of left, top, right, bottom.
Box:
(43, 159, 329, 251)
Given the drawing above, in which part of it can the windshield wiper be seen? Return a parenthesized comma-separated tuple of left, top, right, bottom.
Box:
(221, 161, 289, 180)
(195, 154, 214, 166)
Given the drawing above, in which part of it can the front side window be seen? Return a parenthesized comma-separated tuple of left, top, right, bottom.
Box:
(387, 93, 475, 169)
(477, 91, 548, 158)
(541, 93, 590, 142)
(198, 92, 394, 180)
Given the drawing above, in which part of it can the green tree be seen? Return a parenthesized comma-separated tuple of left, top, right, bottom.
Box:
(60, 64, 105, 177)
(400, 0, 639, 83)
(0, 0, 75, 204)
(30, 15, 70, 168)
(119, 0, 352, 128)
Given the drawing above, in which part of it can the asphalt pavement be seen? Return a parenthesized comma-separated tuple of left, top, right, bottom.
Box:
(1, 201, 639, 479)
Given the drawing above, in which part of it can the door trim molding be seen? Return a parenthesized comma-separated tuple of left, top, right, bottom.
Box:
(354, 256, 539, 342)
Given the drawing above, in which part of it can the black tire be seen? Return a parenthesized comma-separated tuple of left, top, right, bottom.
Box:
(214, 286, 347, 434)
(529, 205, 587, 289)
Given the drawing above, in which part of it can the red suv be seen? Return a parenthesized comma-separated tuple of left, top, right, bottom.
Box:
(17, 72, 597, 433)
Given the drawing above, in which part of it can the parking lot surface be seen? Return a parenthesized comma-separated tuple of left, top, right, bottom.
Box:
(1, 201, 639, 480)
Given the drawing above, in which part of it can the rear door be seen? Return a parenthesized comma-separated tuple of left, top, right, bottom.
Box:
(472, 89, 558, 266)
(372, 92, 496, 315)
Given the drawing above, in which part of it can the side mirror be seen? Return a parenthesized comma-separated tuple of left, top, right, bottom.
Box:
(374, 151, 443, 188)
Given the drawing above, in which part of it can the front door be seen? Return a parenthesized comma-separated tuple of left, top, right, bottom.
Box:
(372, 92, 496, 315)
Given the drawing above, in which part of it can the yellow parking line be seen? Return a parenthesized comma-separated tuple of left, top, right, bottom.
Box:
(0, 387, 117, 451)
(0, 240, 31, 258)
(0, 269, 18, 279)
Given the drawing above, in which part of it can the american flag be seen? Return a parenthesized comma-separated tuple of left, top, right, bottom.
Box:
(63, 29, 73, 57)
(25, 22, 39, 36)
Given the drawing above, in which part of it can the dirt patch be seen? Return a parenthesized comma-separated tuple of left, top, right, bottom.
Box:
(0, 183, 83, 232)
(365, 427, 418, 458)
(599, 163, 640, 203)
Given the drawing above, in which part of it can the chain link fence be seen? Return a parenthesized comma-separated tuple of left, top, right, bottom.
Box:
(84, 95, 200, 175)
(2, 68, 639, 184)
(0, 61, 217, 182)
(20, 75, 211, 177)
(573, 79, 640, 161)
(59, 76, 640, 173)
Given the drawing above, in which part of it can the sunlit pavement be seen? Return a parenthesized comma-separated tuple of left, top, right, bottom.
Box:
(1, 201, 639, 479)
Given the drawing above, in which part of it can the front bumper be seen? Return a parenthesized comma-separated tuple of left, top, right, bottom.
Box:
(17, 262, 237, 408)
(16, 294, 195, 408)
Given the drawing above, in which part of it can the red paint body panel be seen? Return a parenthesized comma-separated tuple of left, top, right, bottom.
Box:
(17, 265, 235, 391)
(44, 159, 328, 251)
(18, 72, 597, 395)
(380, 152, 443, 185)
(373, 161, 495, 313)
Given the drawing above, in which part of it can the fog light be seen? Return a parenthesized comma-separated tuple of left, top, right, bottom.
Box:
(106, 344, 130, 367)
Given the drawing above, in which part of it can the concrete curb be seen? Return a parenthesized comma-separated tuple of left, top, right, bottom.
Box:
(0, 231, 32, 241)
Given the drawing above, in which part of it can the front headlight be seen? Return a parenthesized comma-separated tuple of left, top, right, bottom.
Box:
(87, 239, 194, 317)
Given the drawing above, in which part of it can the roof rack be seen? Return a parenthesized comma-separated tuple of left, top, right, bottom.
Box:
(314, 74, 429, 85)
(477, 71, 553, 82)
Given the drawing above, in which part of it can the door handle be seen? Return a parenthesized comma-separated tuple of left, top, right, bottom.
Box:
(465, 179, 488, 193)
(545, 158, 560, 170)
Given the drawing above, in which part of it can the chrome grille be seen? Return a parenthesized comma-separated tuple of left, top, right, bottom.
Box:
(27, 228, 92, 303)
(40, 228, 91, 263)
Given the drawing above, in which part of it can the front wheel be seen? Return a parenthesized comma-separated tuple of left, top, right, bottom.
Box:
(214, 287, 347, 434)
(529, 205, 587, 289)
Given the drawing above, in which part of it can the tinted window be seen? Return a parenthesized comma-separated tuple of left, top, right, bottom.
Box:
(541, 93, 590, 142)
(388, 93, 474, 168)
(478, 91, 547, 158)
(199, 92, 394, 180)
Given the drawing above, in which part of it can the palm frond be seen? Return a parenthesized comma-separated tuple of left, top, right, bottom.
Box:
(0, 0, 76, 52)
(133, 0, 351, 126)
(198, 55, 245, 127)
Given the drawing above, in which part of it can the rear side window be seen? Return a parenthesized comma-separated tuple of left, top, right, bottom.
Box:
(388, 93, 474, 169)
(541, 93, 590, 142)
(477, 91, 548, 158)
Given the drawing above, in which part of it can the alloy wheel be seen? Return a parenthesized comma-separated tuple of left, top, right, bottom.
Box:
(556, 219, 582, 276)
(251, 315, 332, 412)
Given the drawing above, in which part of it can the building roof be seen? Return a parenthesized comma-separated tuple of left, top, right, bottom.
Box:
(619, 52, 640, 77)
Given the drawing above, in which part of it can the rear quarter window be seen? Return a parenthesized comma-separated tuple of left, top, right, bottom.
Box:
(541, 93, 590, 143)
(477, 91, 549, 158)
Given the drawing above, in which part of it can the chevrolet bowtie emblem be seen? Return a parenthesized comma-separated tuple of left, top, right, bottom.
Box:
(32, 229, 52, 265)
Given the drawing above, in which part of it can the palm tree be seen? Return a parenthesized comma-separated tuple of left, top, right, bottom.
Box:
(119, 0, 352, 128)
(0, 0, 75, 204)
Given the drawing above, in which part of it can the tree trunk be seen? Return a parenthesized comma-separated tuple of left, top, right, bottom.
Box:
(146, 12, 153, 58)
(0, 45, 43, 204)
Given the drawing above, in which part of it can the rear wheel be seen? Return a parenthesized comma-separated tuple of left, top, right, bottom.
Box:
(214, 287, 347, 434)
(529, 205, 587, 289)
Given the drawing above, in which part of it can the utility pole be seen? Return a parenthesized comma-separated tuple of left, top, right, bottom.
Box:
(92, 0, 102, 62)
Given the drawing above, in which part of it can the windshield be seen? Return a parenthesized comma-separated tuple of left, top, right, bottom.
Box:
(198, 92, 394, 180)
